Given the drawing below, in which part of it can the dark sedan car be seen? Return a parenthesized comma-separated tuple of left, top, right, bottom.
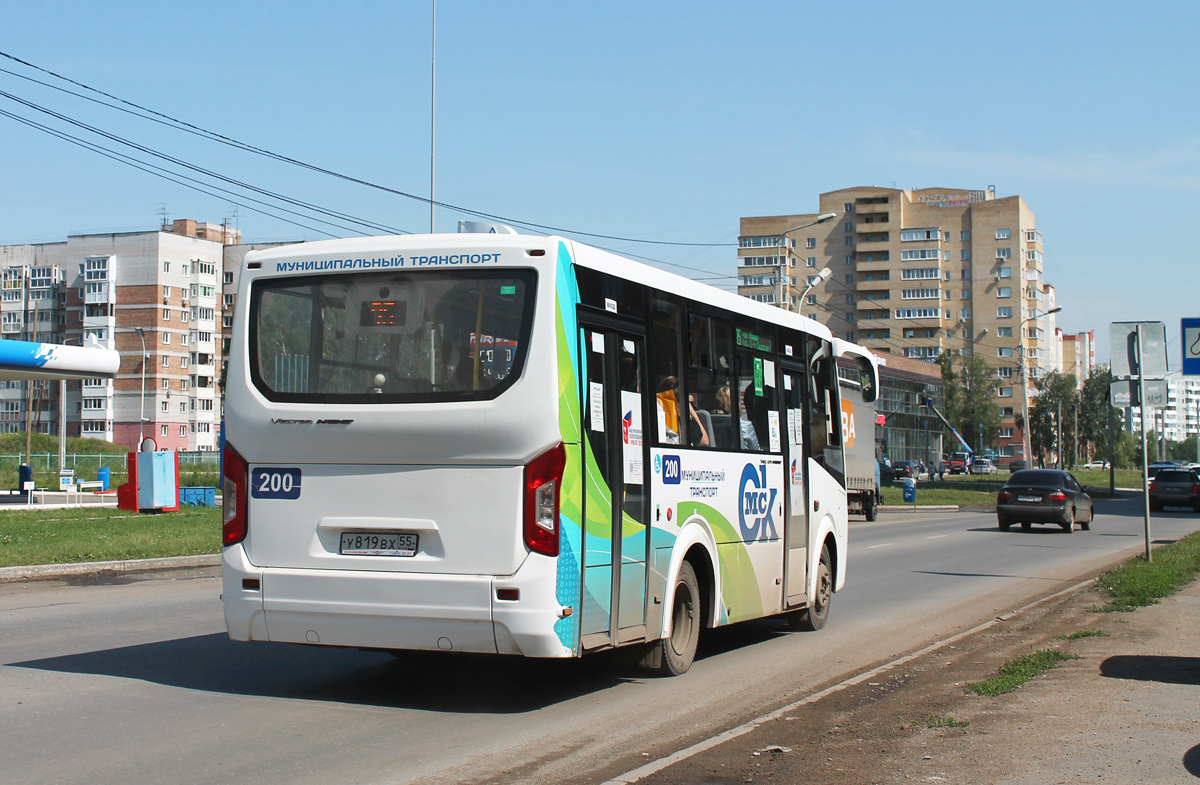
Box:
(1008, 459, 1028, 473)
(1148, 469, 1200, 512)
(891, 460, 917, 479)
(996, 469, 1094, 533)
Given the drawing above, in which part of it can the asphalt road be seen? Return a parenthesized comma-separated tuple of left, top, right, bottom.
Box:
(3, 495, 1199, 785)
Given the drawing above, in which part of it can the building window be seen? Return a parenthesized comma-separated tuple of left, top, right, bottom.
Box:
(223, 294, 235, 307)
(845, 332, 855, 341)
(996, 248, 1011, 259)
(997, 326, 1013, 337)
(901, 268, 940, 280)
(962, 289, 971, 299)
(806, 295, 816, 305)
(998, 347, 1014, 357)
(163, 286, 171, 298)
(845, 293, 855, 303)
(163, 262, 170, 274)
(1001, 407, 1015, 417)
(844, 274, 854, 284)
(180, 425, 187, 437)
(180, 402, 187, 413)
(160, 401, 168, 413)
(844, 203, 854, 213)
(162, 332, 170, 344)
(999, 386, 1013, 398)
(1000, 426, 1015, 438)
(961, 231, 970, 241)
(161, 378, 169, 390)
(162, 355, 170, 367)
(900, 249, 941, 261)
(961, 250, 971, 261)
(998, 366, 1014, 377)
(961, 308, 972, 319)
(806, 237, 816, 249)
(844, 222, 853, 233)
(961, 269, 971, 280)
(223, 272, 234, 284)
(901, 288, 941, 300)
(997, 307, 1013, 318)
(181, 356, 189, 368)
(222, 315, 233, 328)
(997, 287, 1012, 298)
(844, 236, 853, 246)
(996, 228, 1011, 239)
(900, 229, 940, 242)
(163, 309, 171, 321)
(181, 311, 189, 323)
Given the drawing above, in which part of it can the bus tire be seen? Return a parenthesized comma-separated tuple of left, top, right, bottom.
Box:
(657, 561, 700, 676)
(864, 493, 878, 522)
(796, 545, 833, 632)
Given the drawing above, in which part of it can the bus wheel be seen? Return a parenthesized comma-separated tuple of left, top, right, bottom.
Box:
(658, 561, 700, 676)
(796, 545, 832, 632)
(864, 493, 878, 522)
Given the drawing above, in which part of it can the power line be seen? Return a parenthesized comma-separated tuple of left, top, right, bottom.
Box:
(0, 50, 737, 248)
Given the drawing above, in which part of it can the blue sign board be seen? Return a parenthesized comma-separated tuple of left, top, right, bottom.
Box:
(1183, 318, 1200, 377)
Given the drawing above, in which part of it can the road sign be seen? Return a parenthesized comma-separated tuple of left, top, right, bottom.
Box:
(1110, 378, 1169, 409)
(1183, 318, 1200, 377)
(1109, 321, 1168, 380)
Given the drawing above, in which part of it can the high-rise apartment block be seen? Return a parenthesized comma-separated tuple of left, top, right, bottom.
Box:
(739, 186, 1062, 459)
(0, 219, 239, 450)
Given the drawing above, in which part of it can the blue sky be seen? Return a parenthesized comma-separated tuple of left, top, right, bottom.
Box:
(2, 1, 1198, 364)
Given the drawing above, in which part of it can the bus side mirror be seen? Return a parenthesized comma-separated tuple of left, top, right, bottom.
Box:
(857, 356, 877, 403)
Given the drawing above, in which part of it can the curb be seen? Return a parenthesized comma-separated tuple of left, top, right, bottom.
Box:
(0, 553, 221, 583)
(878, 504, 960, 511)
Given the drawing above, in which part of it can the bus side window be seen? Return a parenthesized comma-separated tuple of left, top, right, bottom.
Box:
(649, 298, 682, 445)
(685, 313, 733, 448)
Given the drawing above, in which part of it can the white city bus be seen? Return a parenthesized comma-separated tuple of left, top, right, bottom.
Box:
(222, 231, 878, 675)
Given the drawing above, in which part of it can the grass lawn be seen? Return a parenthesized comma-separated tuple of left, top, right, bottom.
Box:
(1094, 531, 1200, 612)
(0, 506, 221, 568)
(880, 482, 998, 507)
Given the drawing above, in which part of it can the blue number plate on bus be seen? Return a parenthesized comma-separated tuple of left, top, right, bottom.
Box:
(251, 468, 302, 499)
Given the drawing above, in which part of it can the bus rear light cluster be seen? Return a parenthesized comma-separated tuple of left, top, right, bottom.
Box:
(523, 443, 565, 557)
(222, 443, 249, 547)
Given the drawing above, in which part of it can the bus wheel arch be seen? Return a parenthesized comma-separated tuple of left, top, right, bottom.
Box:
(795, 540, 834, 632)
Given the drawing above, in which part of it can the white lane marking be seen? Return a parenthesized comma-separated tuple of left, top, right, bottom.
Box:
(926, 534, 949, 540)
(866, 542, 894, 549)
(602, 577, 1096, 785)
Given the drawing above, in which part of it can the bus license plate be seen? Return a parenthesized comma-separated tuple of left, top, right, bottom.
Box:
(1018, 495, 1041, 503)
(339, 532, 418, 557)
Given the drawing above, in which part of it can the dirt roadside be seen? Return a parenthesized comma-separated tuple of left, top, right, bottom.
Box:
(636, 570, 1200, 785)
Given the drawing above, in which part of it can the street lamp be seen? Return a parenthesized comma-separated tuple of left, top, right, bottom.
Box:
(775, 212, 838, 310)
(136, 327, 147, 446)
(798, 267, 833, 314)
(1018, 305, 1062, 467)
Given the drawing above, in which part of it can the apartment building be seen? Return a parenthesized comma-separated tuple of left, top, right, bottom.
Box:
(0, 246, 67, 435)
(738, 185, 1059, 460)
(1059, 329, 1096, 385)
(1129, 372, 1200, 446)
(0, 219, 238, 450)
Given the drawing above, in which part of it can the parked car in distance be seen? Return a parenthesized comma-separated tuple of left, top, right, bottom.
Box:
(878, 460, 895, 484)
(1148, 469, 1200, 512)
(996, 469, 1094, 533)
(1008, 460, 1028, 473)
(971, 457, 998, 475)
(1082, 459, 1110, 470)
(891, 460, 917, 479)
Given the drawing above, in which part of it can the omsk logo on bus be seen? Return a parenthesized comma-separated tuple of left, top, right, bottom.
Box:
(739, 464, 778, 541)
(790, 458, 802, 486)
(661, 455, 681, 485)
(840, 397, 856, 449)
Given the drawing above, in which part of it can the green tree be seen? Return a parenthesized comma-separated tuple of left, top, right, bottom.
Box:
(1168, 435, 1199, 464)
(939, 353, 1001, 454)
(1029, 370, 1078, 467)
(1077, 368, 1116, 463)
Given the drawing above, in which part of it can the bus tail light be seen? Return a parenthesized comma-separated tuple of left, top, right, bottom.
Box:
(1048, 490, 1068, 502)
(222, 443, 249, 547)
(524, 443, 566, 557)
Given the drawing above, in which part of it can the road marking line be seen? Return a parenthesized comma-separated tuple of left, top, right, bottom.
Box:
(926, 534, 949, 540)
(602, 577, 1096, 785)
(866, 543, 894, 549)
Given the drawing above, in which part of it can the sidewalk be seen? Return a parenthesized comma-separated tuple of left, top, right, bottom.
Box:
(635, 570, 1200, 784)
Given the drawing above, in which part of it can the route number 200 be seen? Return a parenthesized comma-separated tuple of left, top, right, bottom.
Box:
(250, 467, 302, 500)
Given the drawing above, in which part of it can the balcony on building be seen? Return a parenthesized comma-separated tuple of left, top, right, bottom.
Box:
(854, 216, 891, 231)
(84, 282, 114, 304)
(853, 201, 890, 214)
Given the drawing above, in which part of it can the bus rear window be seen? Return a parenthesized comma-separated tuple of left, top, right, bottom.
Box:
(249, 269, 536, 403)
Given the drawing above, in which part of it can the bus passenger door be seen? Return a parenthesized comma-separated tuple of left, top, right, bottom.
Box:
(579, 324, 649, 649)
(781, 365, 808, 607)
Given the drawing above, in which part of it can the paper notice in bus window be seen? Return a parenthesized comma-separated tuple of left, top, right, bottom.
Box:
(767, 410, 781, 453)
(589, 382, 605, 431)
(591, 333, 605, 354)
(783, 375, 792, 391)
(764, 360, 776, 388)
(620, 390, 643, 482)
(786, 409, 796, 445)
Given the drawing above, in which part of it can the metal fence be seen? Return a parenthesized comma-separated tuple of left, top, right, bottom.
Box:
(0, 452, 220, 487)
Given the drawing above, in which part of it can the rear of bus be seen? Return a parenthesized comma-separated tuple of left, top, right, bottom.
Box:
(222, 235, 576, 658)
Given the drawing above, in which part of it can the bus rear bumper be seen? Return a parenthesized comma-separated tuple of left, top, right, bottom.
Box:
(222, 546, 573, 659)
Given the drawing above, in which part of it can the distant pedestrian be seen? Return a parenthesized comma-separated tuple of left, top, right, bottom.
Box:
(937, 460, 946, 481)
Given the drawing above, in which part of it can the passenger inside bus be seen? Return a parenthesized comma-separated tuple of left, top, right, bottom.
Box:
(656, 377, 710, 447)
